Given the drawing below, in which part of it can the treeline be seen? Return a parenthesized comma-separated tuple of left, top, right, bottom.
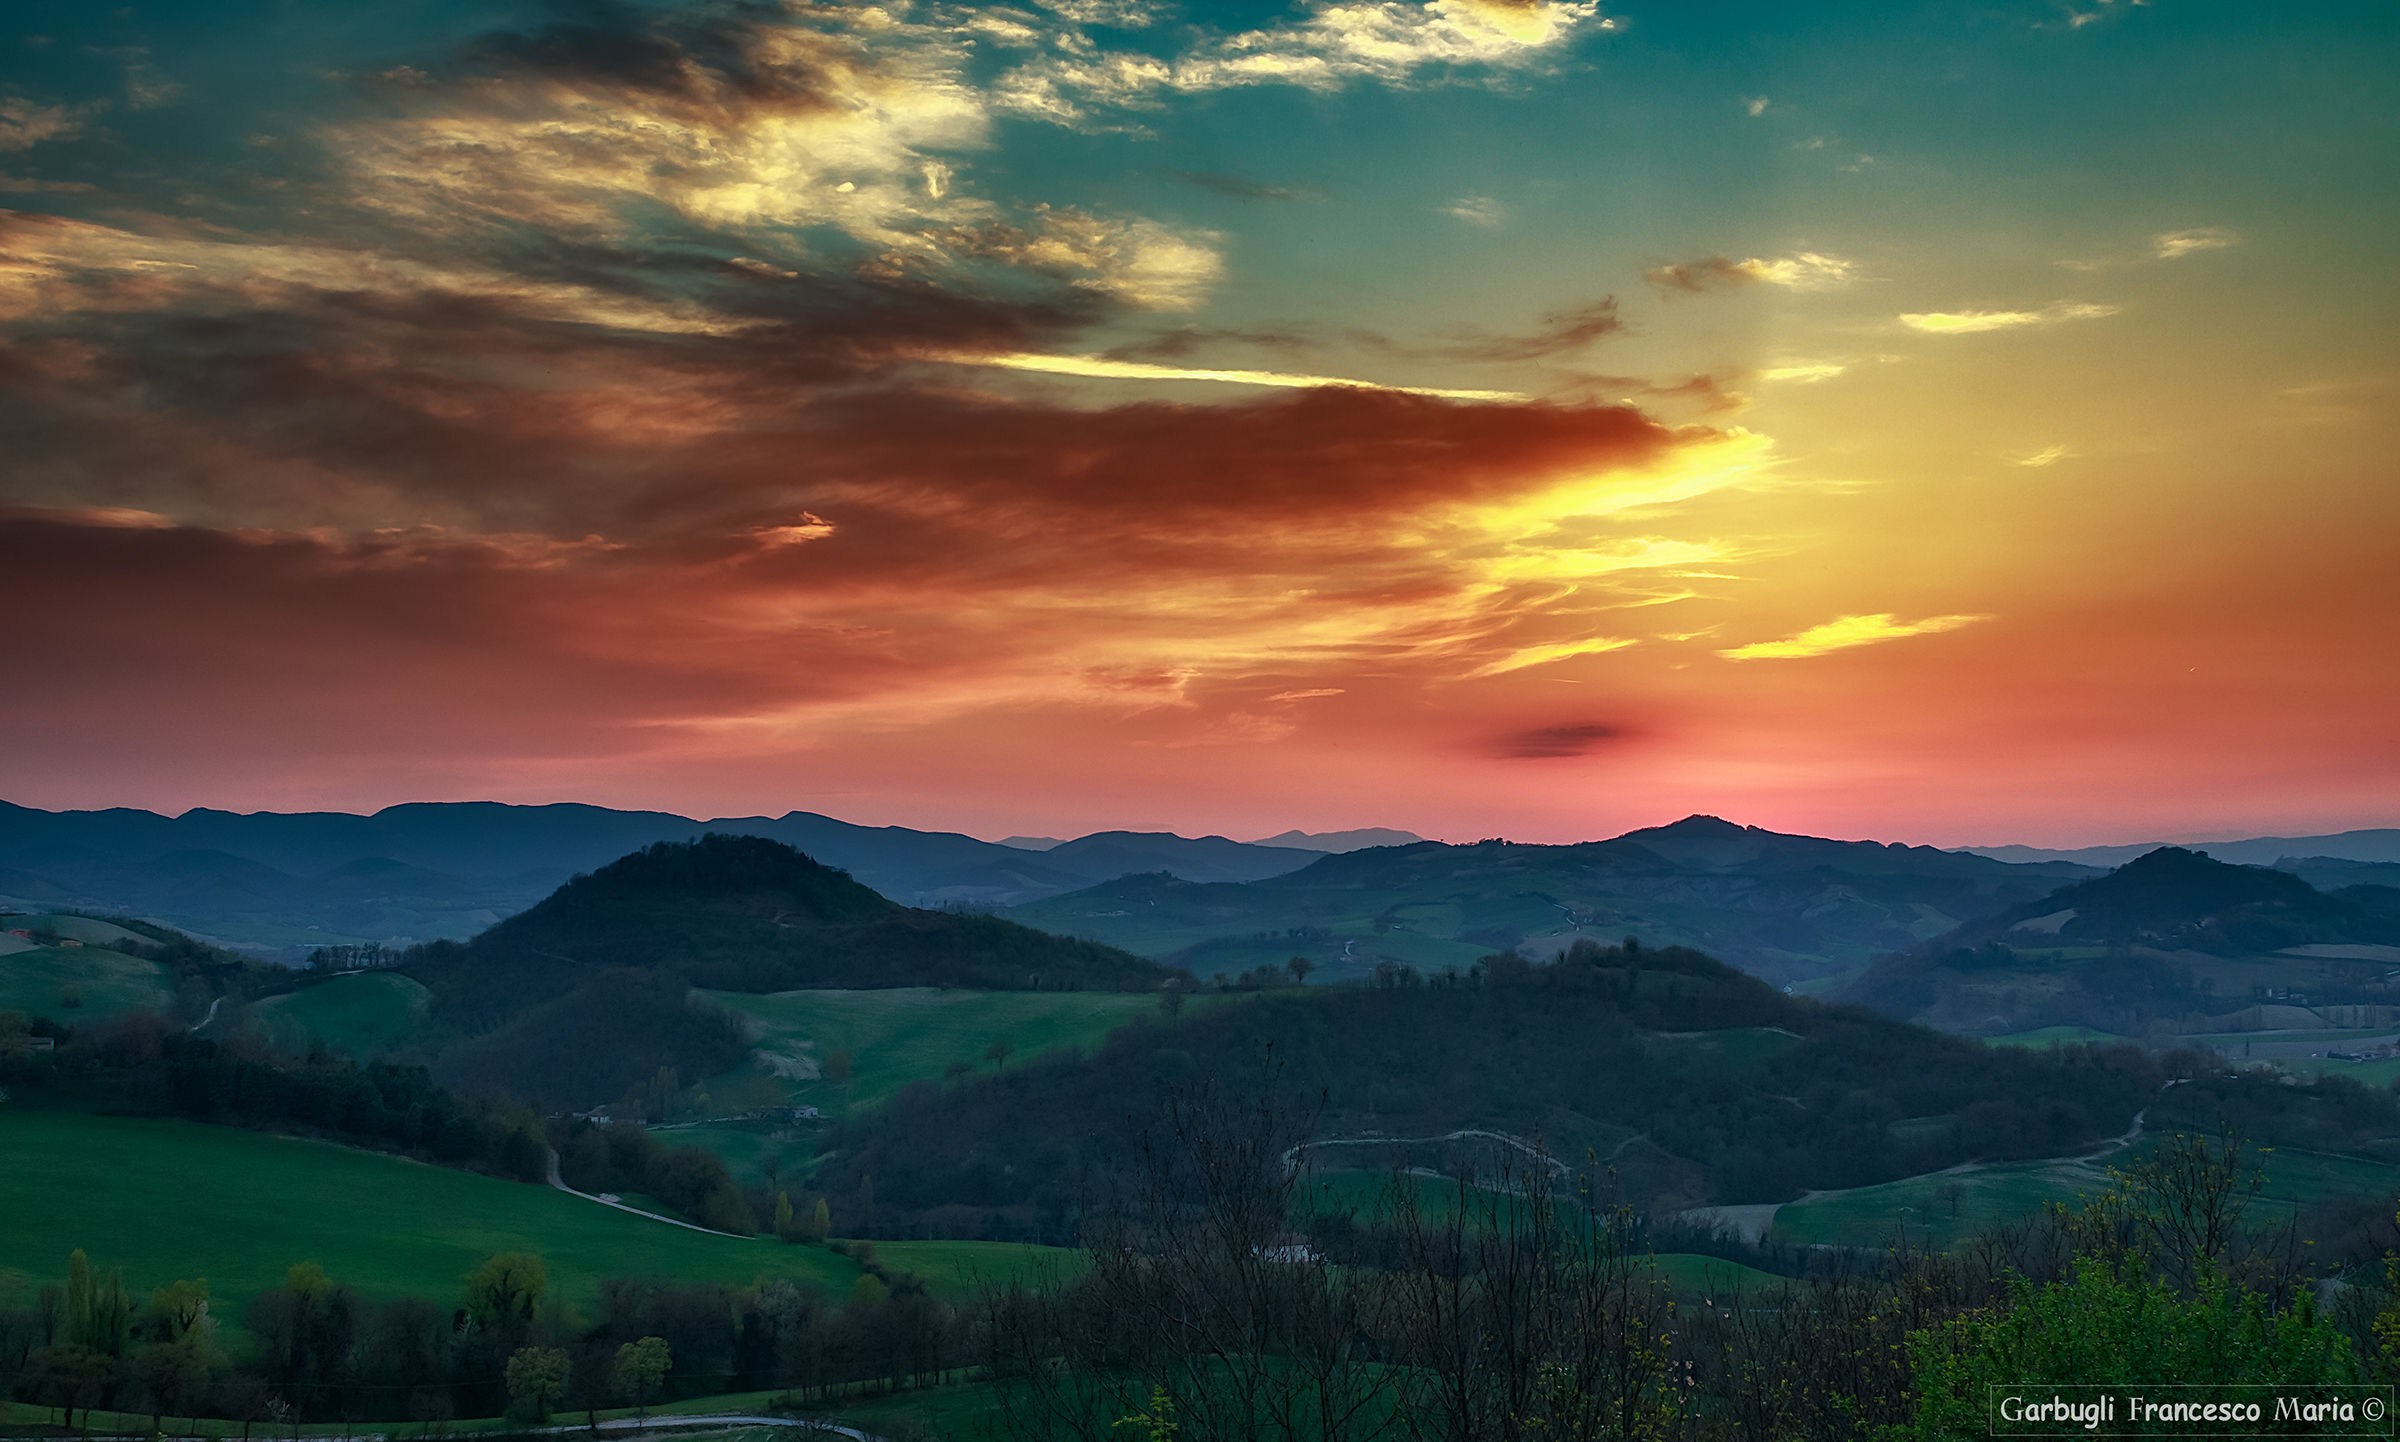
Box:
(984, 1082, 2400, 1441)
(814, 940, 2169, 1242)
(1, 1009, 551, 1184)
(0, 1246, 969, 1430)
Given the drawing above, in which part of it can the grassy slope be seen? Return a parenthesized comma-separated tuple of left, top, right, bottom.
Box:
(0, 1109, 861, 1321)
(1984, 1025, 2128, 1047)
(4, 914, 157, 948)
(702, 986, 1184, 1116)
(867, 1240, 1092, 1304)
(1771, 1135, 2399, 1249)
(250, 971, 432, 1057)
(0, 944, 172, 1020)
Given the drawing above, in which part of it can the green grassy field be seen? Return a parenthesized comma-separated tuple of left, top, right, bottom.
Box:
(1646, 1252, 1787, 1295)
(249, 971, 432, 1057)
(3, 913, 158, 948)
(2277, 1055, 2400, 1086)
(1653, 1026, 1802, 1072)
(1984, 1025, 2128, 1048)
(701, 986, 1182, 1115)
(1770, 1133, 2400, 1250)
(0, 1109, 864, 1327)
(0, 944, 172, 1021)
(867, 1240, 1092, 1303)
(1771, 1158, 2105, 1249)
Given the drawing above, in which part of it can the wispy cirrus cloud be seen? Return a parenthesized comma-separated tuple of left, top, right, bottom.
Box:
(994, 0, 1609, 121)
(1719, 612, 1987, 660)
(1899, 302, 2119, 334)
(2154, 227, 2237, 259)
(1465, 635, 1635, 677)
(1645, 251, 1853, 292)
(1757, 362, 1846, 383)
(1442, 194, 1507, 226)
(952, 350, 1527, 400)
(0, 96, 88, 151)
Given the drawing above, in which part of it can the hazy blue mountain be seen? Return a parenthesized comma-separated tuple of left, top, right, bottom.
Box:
(1838, 847, 2400, 1034)
(1249, 827, 1425, 852)
(0, 799, 1320, 950)
(1961, 828, 2400, 869)
(1038, 831, 1321, 885)
(1006, 815, 2101, 989)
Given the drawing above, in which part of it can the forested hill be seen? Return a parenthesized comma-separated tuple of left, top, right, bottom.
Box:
(814, 939, 2166, 1243)
(1005, 814, 2102, 989)
(404, 835, 1179, 1106)
(1835, 847, 2400, 1034)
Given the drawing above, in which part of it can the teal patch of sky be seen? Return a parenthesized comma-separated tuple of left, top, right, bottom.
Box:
(2, 0, 551, 213)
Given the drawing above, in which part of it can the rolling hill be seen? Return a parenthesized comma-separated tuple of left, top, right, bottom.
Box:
(1837, 847, 2400, 1034)
(812, 937, 2173, 1240)
(0, 1108, 860, 1324)
(1005, 815, 2100, 988)
(400, 835, 1181, 1107)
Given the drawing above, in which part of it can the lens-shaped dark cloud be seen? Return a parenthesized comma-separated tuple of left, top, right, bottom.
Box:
(1490, 723, 1628, 759)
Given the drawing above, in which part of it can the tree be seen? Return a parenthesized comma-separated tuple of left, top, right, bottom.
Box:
(64, 1250, 93, 1350)
(1285, 956, 1313, 986)
(612, 1335, 671, 1419)
(810, 1197, 832, 1244)
(464, 1252, 548, 1330)
(774, 1190, 796, 1242)
(132, 1339, 210, 1430)
(148, 1278, 212, 1344)
(505, 1344, 572, 1423)
(23, 1345, 112, 1431)
(825, 1049, 854, 1085)
(1889, 1261, 2360, 1440)
(985, 1038, 1012, 1072)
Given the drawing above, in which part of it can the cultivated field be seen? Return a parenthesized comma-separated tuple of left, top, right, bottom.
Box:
(0, 1109, 862, 1322)
(0, 943, 171, 1021)
(701, 986, 1182, 1115)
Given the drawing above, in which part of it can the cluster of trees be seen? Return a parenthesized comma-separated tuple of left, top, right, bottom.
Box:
(300, 944, 407, 972)
(814, 940, 2171, 1241)
(987, 1080, 2398, 1441)
(4, 1010, 554, 1183)
(0, 1245, 970, 1430)
(555, 1119, 762, 1236)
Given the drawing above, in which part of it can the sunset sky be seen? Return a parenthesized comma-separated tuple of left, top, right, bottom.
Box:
(1, 0, 2393, 846)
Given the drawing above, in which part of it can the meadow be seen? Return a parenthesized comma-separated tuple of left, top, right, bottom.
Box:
(0, 943, 170, 1020)
(0, 1109, 862, 1324)
(1769, 1134, 2399, 1250)
(700, 985, 1186, 1115)
(247, 971, 432, 1056)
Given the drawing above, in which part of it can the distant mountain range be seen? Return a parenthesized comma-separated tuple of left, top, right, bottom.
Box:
(0, 800, 1335, 953)
(1, 796, 2388, 979)
(1960, 828, 2400, 868)
(1004, 815, 2104, 988)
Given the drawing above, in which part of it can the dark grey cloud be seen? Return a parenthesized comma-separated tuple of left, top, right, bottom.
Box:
(1490, 722, 1627, 758)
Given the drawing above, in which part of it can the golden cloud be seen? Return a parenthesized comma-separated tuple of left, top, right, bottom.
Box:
(1719, 612, 1988, 660)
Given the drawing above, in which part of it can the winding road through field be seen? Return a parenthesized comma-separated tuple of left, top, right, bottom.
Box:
(544, 1148, 759, 1239)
